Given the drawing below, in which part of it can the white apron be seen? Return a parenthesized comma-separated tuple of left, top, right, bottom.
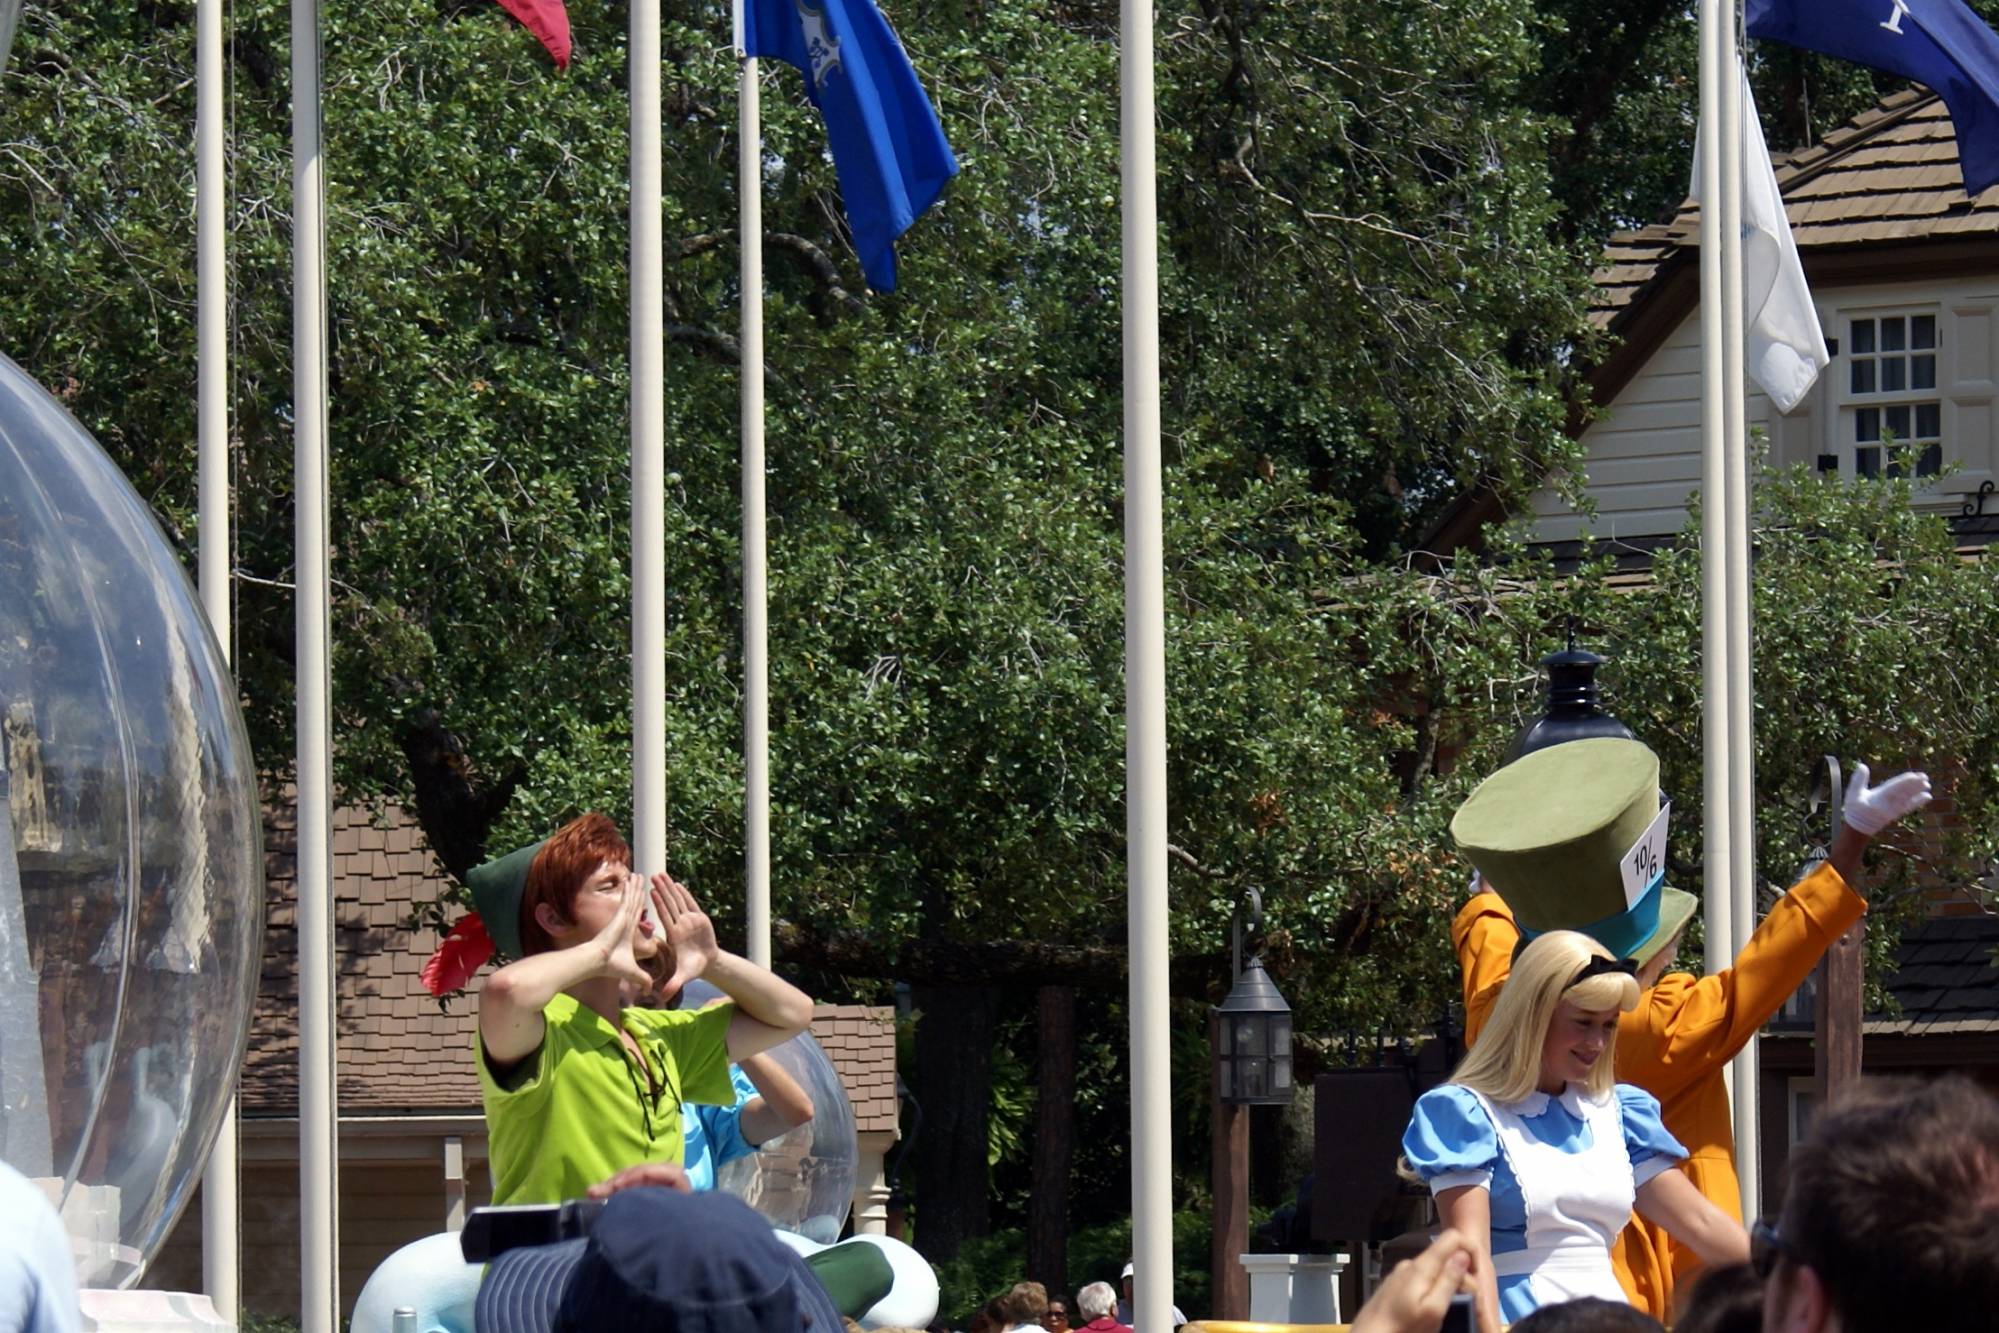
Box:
(1468, 1085, 1635, 1316)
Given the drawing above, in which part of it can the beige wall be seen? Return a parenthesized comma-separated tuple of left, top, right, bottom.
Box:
(1527, 275, 1999, 545)
(146, 1140, 492, 1321)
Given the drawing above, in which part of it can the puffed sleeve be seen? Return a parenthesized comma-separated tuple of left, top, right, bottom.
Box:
(1402, 1085, 1498, 1194)
(1616, 1083, 1688, 1188)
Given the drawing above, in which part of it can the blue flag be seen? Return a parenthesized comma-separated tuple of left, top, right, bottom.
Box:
(1747, 0, 1999, 195)
(741, 0, 958, 291)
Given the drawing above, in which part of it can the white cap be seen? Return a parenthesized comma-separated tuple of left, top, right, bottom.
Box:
(1120, 1262, 1134, 1280)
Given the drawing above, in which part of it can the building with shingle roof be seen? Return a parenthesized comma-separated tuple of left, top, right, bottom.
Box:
(145, 798, 901, 1321)
(1427, 88, 1999, 563)
(1423, 88, 1999, 1200)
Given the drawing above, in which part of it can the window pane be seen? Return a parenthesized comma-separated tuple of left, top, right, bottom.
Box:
(1818, 453, 1839, 474)
(1917, 403, 1941, 437)
(1887, 405, 1912, 438)
(1914, 354, 1936, 390)
(1884, 358, 1907, 392)
(1919, 443, 1943, 477)
(1852, 360, 1876, 394)
(1857, 445, 1882, 478)
(1913, 314, 1937, 349)
(1857, 407, 1880, 441)
(1852, 319, 1876, 353)
(1883, 318, 1907, 352)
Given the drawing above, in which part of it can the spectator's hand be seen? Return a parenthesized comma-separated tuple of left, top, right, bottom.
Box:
(1842, 763, 1933, 837)
(1349, 1229, 1475, 1333)
(651, 873, 720, 997)
(586, 1161, 694, 1198)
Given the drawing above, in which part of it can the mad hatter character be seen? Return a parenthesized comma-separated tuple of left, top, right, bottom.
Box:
(1449, 738, 1930, 1317)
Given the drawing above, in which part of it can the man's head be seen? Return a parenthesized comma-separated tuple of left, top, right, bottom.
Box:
(1509, 1298, 1661, 1332)
(1077, 1282, 1117, 1322)
(1761, 1074, 1999, 1332)
(518, 813, 635, 956)
(994, 1281, 1048, 1327)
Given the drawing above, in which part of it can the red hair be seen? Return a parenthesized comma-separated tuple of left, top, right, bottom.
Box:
(518, 813, 631, 956)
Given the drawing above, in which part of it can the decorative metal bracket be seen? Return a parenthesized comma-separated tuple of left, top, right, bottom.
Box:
(1962, 479, 1996, 518)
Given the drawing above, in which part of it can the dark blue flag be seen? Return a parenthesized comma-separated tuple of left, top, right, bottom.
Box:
(741, 0, 958, 290)
(1747, 0, 1999, 195)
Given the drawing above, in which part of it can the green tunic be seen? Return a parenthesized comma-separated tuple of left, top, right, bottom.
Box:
(477, 993, 736, 1204)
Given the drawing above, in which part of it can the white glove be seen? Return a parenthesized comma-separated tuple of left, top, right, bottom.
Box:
(1842, 762, 1933, 837)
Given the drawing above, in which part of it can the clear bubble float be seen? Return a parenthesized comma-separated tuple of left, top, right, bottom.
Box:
(677, 979, 858, 1243)
(0, 351, 264, 1286)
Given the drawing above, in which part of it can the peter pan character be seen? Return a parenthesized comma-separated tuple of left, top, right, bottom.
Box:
(1449, 739, 1930, 1319)
(459, 812, 814, 1205)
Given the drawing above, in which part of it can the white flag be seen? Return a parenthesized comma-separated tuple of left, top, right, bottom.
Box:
(1693, 63, 1829, 414)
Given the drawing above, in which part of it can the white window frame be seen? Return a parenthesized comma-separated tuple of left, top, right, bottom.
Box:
(1827, 304, 1944, 483)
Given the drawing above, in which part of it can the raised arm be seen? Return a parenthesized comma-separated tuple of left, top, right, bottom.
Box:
(1434, 1185, 1501, 1333)
(736, 1050, 816, 1145)
(1634, 1168, 1750, 1268)
(480, 872, 653, 1067)
(649, 874, 814, 1060)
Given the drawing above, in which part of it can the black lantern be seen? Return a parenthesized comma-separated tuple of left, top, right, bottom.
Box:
(1214, 889, 1294, 1105)
(1504, 631, 1637, 764)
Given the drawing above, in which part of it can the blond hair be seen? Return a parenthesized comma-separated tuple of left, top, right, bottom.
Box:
(1452, 930, 1639, 1103)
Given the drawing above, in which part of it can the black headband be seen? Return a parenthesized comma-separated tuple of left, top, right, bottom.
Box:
(1566, 955, 1638, 990)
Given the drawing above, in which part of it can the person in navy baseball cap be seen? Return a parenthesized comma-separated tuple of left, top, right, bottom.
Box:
(474, 1186, 845, 1333)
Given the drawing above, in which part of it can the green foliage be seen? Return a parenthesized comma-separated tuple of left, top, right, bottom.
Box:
(4, 0, 1998, 1253)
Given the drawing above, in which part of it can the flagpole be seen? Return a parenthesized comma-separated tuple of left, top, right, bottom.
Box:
(738, 18, 771, 969)
(1697, 0, 1734, 1001)
(631, 0, 666, 873)
(1121, 0, 1172, 1323)
(1721, 33, 1761, 1226)
(195, 0, 239, 1314)
(291, 0, 339, 1320)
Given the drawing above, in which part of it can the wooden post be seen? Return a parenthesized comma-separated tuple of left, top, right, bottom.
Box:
(1814, 921, 1865, 1104)
(1814, 758, 1864, 1113)
(1210, 1012, 1249, 1321)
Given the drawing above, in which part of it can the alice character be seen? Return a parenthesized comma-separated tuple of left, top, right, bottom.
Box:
(1403, 930, 1748, 1333)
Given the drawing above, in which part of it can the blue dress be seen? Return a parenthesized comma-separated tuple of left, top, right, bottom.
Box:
(1403, 1082, 1686, 1322)
(681, 1064, 762, 1191)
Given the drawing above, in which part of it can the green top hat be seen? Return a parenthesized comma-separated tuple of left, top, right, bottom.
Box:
(1450, 737, 1696, 964)
(466, 839, 545, 961)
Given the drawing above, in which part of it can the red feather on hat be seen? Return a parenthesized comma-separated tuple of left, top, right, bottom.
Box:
(491, 0, 571, 69)
(422, 912, 497, 998)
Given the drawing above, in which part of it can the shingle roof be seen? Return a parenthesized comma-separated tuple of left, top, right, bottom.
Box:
(1871, 912, 1999, 1036)
(245, 797, 482, 1114)
(1589, 90, 1999, 333)
(812, 1006, 901, 1134)
(246, 799, 903, 1132)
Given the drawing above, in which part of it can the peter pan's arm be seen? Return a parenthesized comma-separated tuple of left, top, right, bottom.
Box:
(736, 1051, 815, 1145)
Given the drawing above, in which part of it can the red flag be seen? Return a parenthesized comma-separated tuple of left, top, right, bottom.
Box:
(493, 0, 571, 69)
(421, 912, 497, 997)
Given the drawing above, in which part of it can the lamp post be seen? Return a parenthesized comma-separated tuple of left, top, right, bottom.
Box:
(1504, 632, 1637, 765)
(1211, 889, 1293, 1319)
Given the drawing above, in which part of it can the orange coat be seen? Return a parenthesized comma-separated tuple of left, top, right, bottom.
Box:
(1452, 863, 1865, 1320)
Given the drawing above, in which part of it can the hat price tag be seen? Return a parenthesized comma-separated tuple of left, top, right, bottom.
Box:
(1620, 802, 1671, 908)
